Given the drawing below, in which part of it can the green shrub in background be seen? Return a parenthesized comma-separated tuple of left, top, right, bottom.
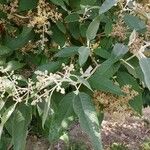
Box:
(0, 0, 149, 149)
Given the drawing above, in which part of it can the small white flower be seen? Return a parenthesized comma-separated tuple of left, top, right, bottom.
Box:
(60, 88, 65, 94)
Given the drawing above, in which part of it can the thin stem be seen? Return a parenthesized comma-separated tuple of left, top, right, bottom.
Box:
(120, 59, 135, 70)
(125, 54, 136, 62)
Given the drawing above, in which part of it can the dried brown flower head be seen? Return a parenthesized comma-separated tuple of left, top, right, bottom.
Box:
(129, 33, 144, 54)
(29, 0, 62, 28)
(145, 20, 150, 41)
(93, 85, 139, 122)
(111, 19, 127, 41)
(135, 2, 150, 19)
(21, 41, 37, 54)
(28, 0, 62, 50)
(7, 0, 18, 19)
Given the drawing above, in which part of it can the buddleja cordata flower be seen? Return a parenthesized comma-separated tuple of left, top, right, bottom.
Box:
(0, 64, 94, 105)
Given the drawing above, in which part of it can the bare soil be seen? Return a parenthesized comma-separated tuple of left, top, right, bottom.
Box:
(26, 107, 150, 150)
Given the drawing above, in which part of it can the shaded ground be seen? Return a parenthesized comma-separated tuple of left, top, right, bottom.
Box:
(26, 107, 150, 150)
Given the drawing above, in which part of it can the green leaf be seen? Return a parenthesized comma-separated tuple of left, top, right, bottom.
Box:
(0, 0, 7, 4)
(124, 15, 146, 32)
(99, 0, 117, 14)
(51, 25, 66, 46)
(54, 46, 79, 57)
(63, 0, 69, 4)
(80, 22, 89, 38)
(122, 61, 137, 78)
(0, 57, 6, 66)
(5, 27, 34, 50)
(92, 58, 116, 77)
(78, 46, 90, 66)
(12, 105, 32, 150)
(104, 20, 112, 35)
(86, 16, 101, 41)
(90, 43, 128, 81)
(77, 76, 93, 91)
(73, 92, 103, 150)
(36, 61, 61, 73)
(89, 76, 123, 95)
(94, 47, 111, 59)
(117, 72, 142, 114)
(80, 0, 96, 5)
(0, 103, 17, 139)
(42, 96, 51, 128)
(68, 22, 80, 39)
(56, 21, 66, 34)
(0, 136, 11, 150)
(56, 92, 75, 126)
(111, 43, 128, 60)
(19, 0, 38, 11)
(102, 62, 120, 78)
(3, 61, 25, 72)
(139, 57, 150, 90)
(48, 0, 66, 9)
(117, 72, 141, 92)
(129, 94, 143, 115)
(0, 45, 12, 56)
(49, 92, 75, 141)
(65, 13, 80, 23)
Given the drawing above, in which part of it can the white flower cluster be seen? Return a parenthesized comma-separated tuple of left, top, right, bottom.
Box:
(0, 69, 33, 102)
(0, 64, 94, 105)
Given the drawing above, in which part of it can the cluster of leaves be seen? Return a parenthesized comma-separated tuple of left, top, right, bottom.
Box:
(0, 0, 150, 149)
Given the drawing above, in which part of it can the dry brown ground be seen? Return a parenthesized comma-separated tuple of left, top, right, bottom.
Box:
(26, 107, 150, 150)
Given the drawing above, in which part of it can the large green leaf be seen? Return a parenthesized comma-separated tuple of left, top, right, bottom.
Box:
(139, 57, 150, 90)
(65, 13, 80, 23)
(0, 103, 17, 139)
(54, 46, 79, 57)
(51, 25, 66, 46)
(35, 61, 61, 73)
(42, 96, 51, 128)
(86, 16, 101, 41)
(73, 92, 103, 150)
(78, 46, 90, 66)
(0, 0, 7, 4)
(111, 43, 128, 61)
(92, 58, 116, 77)
(12, 105, 32, 150)
(55, 92, 75, 126)
(94, 47, 111, 59)
(5, 27, 34, 50)
(99, 0, 117, 14)
(68, 22, 80, 39)
(3, 60, 25, 72)
(94, 43, 127, 77)
(89, 76, 123, 95)
(80, 0, 96, 5)
(0, 45, 12, 56)
(56, 21, 66, 34)
(117, 72, 141, 92)
(19, 0, 38, 11)
(80, 22, 89, 38)
(0, 136, 11, 150)
(49, 93, 75, 141)
(0, 57, 6, 66)
(101, 62, 120, 79)
(77, 76, 93, 91)
(124, 15, 146, 32)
